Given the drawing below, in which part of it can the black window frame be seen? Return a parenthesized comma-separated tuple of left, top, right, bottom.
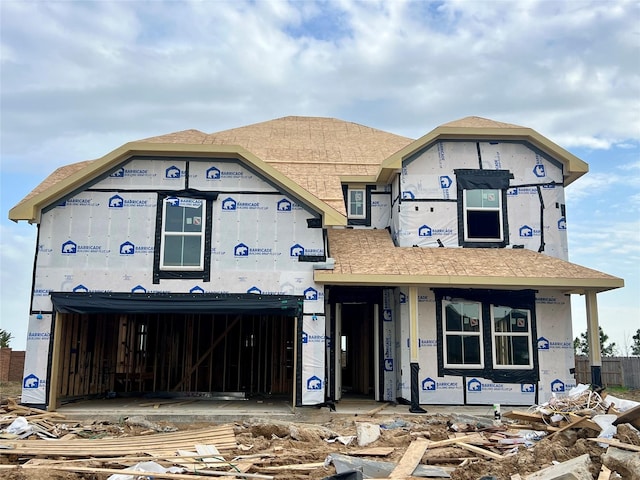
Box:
(153, 190, 216, 284)
(342, 185, 373, 226)
(455, 169, 512, 248)
(435, 288, 539, 384)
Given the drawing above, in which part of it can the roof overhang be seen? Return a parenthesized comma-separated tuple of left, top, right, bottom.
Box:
(9, 142, 346, 226)
(376, 126, 588, 185)
(313, 271, 623, 294)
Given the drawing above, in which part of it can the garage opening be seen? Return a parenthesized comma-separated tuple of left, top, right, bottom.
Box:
(49, 293, 301, 404)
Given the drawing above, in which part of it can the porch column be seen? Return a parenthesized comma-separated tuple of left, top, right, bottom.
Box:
(585, 290, 602, 388)
(409, 286, 426, 413)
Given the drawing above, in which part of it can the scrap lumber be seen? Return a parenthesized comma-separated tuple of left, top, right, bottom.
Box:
(258, 462, 325, 471)
(586, 437, 640, 452)
(1, 424, 236, 457)
(455, 442, 504, 460)
(612, 404, 640, 428)
(597, 465, 612, 480)
(502, 410, 544, 423)
(365, 402, 391, 416)
(388, 437, 429, 479)
(547, 415, 588, 437)
(9, 465, 274, 479)
(350, 446, 394, 456)
(425, 434, 481, 449)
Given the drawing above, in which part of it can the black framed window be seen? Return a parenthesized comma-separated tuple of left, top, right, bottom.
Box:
(160, 196, 205, 270)
(435, 288, 539, 384)
(455, 169, 512, 248)
(153, 191, 215, 283)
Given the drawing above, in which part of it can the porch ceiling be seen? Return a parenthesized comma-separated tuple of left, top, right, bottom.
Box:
(314, 229, 624, 293)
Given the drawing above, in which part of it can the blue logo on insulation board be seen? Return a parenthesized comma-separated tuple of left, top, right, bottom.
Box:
(307, 376, 322, 390)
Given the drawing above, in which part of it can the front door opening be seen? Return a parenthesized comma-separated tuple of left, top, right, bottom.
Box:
(339, 303, 375, 398)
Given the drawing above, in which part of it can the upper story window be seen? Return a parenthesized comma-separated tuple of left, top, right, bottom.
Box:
(455, 169, 513, 248)
(342, 185, 372, 226)
(348, 188, 366, 219)
(463, 189, 503, 242)
(160, 196, 206, 270)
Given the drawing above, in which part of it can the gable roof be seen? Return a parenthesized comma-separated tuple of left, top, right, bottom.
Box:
(378, 116, 589, 185)
(315, 229, 624, 293)
(9, 115, 588, 223)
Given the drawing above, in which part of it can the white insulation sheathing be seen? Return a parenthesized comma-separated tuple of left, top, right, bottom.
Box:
(25, 158, 326, 405)
(24, 138, 580, 407)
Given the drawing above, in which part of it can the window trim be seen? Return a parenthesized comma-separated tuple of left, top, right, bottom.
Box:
(347, 187, 366, 219)
(455, 169, 512, 248)
(442, 300, 484, 369)
(159, 196, 206, 271)
(153, 191, 215, 284)
(462, 189, 504, 243)
(490, 305, 533, 370)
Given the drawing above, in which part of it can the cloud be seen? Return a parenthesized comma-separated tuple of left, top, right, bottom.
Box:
(1, 0, 639, 174)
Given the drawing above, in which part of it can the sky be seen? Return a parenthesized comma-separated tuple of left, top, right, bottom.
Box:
(1, 0, 639, 353)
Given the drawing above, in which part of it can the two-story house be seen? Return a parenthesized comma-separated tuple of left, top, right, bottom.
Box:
(9, 116, 623, 411)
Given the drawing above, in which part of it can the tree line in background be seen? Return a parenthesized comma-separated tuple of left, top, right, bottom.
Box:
(574, 327, 640, 357)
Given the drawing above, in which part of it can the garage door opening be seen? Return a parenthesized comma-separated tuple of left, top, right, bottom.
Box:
(49, 293, 301, 405)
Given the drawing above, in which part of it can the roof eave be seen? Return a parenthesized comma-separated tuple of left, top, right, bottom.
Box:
(9, 142, 346, 227)
(313, 272, 623, 293)
(377, 126, 589, 185)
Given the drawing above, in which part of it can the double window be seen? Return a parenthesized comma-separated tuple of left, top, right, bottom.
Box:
(437, 289, 537, 383)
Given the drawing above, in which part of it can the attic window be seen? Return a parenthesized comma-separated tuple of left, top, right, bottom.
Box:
(348, 188, 366, 219)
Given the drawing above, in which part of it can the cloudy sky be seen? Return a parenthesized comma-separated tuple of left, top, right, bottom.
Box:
(1, 0, 639, 353)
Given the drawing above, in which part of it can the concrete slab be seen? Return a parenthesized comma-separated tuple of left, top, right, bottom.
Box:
(54, 397, 499, 424)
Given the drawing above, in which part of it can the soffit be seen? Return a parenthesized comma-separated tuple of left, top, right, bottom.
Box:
(315, 229, 623, 293)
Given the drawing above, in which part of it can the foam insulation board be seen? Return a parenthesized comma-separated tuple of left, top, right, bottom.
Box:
(478, 142, 564, 184)
(401, 142, 478, 200)
(535, 290, 576, 402)
(371, 192, 392, 229)
(395, 201, 458, 247)
(396, 289, 411, 400)
(382, 288, 396, 401)
(188, 160, 279, 192)
(93, 159, 187, 189)
(301, 314, 326, 404)
(21, 314, 52, 405)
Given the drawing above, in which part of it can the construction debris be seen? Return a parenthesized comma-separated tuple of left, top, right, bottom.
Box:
(1, 385, 639, 480)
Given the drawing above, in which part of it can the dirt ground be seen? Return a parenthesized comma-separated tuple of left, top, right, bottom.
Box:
(1, 385, 639, 480)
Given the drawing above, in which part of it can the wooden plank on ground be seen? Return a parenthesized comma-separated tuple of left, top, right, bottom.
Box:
(425, 434, 480, 449)
(456, 442, 504, 460)
(597, 465, 612, 480)
(28, 465, 273, 479)
(587, 438, 640, 452)
(350, 447, 394, 456)
(388, 437, 429, 479)
(549, 415, 588, 437)
(365, 402, 391, 416)
(502, 410, 544, 423)
(612, 404, 640, 427)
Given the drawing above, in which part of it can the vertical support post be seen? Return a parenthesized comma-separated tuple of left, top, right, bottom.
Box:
(585, 290, 602, 388)
(48, 314, 63, 411)
(292, 316, 298, 413)
(408, 286, 426, 413)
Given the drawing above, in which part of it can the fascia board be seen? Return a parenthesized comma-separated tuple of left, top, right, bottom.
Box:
(9, 142, 346, 227)
(313, 272, 624, 293)
(377, 126, 589, 186)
